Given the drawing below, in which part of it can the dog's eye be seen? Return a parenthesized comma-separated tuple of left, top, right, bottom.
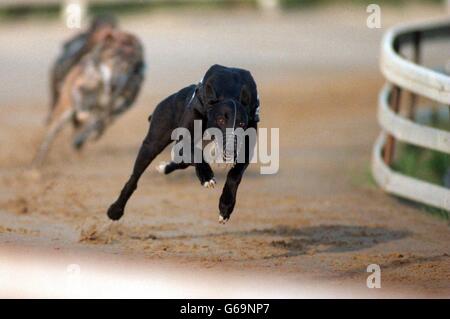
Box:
(217, 117, 225, 125)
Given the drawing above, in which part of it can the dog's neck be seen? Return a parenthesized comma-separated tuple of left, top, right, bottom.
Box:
(188, 82, 208, 117)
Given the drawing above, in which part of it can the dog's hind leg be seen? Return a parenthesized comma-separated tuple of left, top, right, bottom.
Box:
(156, 161, 190, 174)
(155, 145, 193, 175)
(107, 86, 202, 221)
(156, 162, 216, 188)
(32, 109, 74, 168)
(107, 124, 172, 221)
(156, 149, 215, 188)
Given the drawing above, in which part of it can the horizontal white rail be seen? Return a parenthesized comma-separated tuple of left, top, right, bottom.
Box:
(380, 19, 450, 105)
(378, 84, 450, 153)
(372, 133, 450, 211)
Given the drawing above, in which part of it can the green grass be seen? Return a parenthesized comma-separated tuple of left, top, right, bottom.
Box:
(350, 165, 377, 189)
(0, 4, 60, 20)
(392, 144, 449, 185)
(392, 110, 450, 187)
(391, 108, 450, 220)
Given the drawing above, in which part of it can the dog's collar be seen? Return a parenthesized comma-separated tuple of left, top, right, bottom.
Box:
(186, 80, 205, 113)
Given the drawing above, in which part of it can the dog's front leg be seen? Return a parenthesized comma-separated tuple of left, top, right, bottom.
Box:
(107, 91, 198, 221)
(218, 162, 249, 223)
(195, 161, 215, 188)
(107, 125, 172, 221)
(218, 123, 257, 223)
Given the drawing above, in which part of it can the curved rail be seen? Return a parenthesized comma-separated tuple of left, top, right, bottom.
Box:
(373, 18, 450, 212)
(378, 84, 450, 153)
(380, 19, 450, 105)
(372, 133, 450, 210)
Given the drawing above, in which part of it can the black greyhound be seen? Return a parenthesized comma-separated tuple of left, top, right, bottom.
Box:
(107, 64, 260, 223)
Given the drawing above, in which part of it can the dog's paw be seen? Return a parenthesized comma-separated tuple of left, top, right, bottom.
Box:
(156, 161, 169, 174)
(107, 203, 124, 221)
(218, 215, 229, 224)
(203, 178, 216, 189)
(73, 137, 85, 151)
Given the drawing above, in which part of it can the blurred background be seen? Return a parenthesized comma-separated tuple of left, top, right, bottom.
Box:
(0, 0, 449, 297)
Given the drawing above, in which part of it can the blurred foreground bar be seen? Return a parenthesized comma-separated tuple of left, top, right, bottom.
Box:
(0, 0, 259, 8)
(0, 244, 409, 298)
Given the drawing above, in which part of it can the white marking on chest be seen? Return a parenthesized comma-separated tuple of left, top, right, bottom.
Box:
(100, 63, 112, 87)
(99, 63, 112, 106)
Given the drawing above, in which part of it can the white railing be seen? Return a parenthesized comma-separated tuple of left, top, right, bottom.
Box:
(373, 18, 450, 211)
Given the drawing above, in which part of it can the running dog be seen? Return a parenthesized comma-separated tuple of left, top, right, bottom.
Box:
(49, 15, 118, 121)
(107, 64, 260, 224)
(32, 23, 145, 167)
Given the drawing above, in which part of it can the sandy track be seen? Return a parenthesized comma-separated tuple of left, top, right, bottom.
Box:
(0, 6, 449, 297)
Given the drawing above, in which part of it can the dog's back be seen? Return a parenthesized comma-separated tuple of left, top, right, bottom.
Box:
(33, 29, 145, 167)
(52, 29, 144, 124)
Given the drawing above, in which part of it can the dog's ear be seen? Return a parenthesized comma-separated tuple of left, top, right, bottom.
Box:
(204, 81, 218, 105)
(240, 85, 252, 107)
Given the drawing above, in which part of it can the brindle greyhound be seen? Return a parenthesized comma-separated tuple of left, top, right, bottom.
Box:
(50, 15, 119, 119)
(107, 64, 260, 223)
(32, 25, 145, 167)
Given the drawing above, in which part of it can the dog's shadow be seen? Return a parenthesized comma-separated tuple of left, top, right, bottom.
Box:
(168, 225, 410, 258)
(260, 225, 410, 258)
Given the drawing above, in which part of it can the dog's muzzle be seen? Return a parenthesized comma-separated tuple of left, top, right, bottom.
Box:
(220, 131, 244, 164)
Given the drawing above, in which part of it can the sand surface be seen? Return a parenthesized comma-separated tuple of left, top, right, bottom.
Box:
(0, 5, 449, 297)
